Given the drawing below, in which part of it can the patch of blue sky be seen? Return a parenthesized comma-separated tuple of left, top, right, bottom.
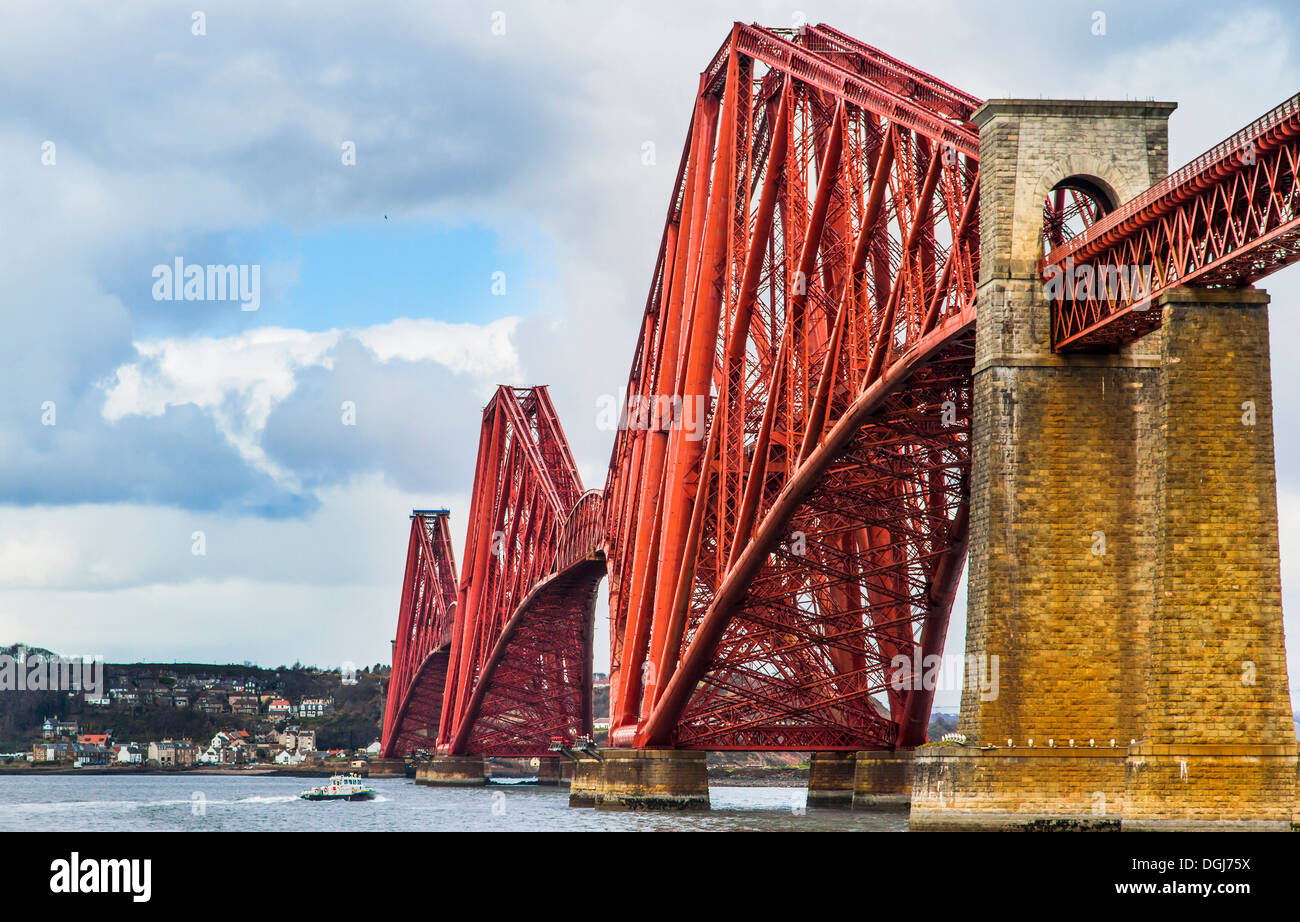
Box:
(110, 218, 558, 339)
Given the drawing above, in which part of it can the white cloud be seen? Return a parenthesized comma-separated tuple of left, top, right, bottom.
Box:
(99, 317, 521, 486)
(0, 532, 79, 588)
(354, 316, 521, 374)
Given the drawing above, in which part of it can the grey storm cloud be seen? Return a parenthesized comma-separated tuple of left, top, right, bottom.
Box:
(259, 336, 483, 493)
(0, 402, 314, 516)
(0, 1, 572, 518)
(0, 2, 571, 225)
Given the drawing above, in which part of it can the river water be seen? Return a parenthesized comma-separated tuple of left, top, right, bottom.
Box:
(0, 775, 908, 831)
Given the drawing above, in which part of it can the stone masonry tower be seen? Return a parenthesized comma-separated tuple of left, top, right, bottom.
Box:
(910, 100, 1296, 830)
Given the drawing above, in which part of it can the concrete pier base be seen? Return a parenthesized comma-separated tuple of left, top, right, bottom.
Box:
(806, 752, 856, 809)
(909, 746, 1125, 831)
(852, 750, 914, 811)
(568, 758, 600, 807)
(364, 758, 407, 777)
(414, 755, 486, 786)
(535, 757, 574, 786)
(569, 749, 709, 810)
(1122, 744, 1297, 831)
(596, 749, 709, 810)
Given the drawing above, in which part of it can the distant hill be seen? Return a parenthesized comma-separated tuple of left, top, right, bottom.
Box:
(0, 646, 389, 751)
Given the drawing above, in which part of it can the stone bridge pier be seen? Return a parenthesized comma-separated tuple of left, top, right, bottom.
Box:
(911, 100, 1297, 830)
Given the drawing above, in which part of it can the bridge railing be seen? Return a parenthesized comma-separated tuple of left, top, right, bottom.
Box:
(1043, 91, 1300, 350)
(551, 489, 605, 575)
(1050, 92, 1300, 265)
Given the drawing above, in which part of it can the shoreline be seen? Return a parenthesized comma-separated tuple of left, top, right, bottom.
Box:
(0, 765, 383, 778)
(3, 763, 813, 786)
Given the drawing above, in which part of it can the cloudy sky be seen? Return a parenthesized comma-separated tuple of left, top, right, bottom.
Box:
(0, 1, 1297, 708)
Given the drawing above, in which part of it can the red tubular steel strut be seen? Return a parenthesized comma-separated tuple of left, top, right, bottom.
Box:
(380, 510, 457, 758)
(606, 23, 979, 750)
(384, 23, 1300, 757)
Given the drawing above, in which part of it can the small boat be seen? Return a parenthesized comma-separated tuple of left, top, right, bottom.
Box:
(300, 773, 376, 802)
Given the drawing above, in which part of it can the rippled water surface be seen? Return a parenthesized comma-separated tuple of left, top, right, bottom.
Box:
(0, 775, 908, 831)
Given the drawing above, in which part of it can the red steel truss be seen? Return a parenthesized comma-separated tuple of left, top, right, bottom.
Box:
(1047, 92, 1300, 350)
(385, 22, 1300, 757)
(380, 510, 458, 757)
(603, 23, 979, 750)
(435, 386, 601, 757)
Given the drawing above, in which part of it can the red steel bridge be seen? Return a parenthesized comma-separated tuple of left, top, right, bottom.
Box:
(381, 22, 1300, 759)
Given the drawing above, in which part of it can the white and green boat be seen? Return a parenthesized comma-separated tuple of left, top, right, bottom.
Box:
(300, 773, 376, 802)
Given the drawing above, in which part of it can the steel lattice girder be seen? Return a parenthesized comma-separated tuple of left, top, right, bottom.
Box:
(602, 23, 980, 751)
(437, 386, 601, 756)
(386, 23, 1300, 757)
(1046, 92, 1300, 350)
(380, 510, 458, 758)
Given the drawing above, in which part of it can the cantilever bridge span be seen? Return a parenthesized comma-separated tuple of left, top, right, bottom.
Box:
(382, 23, 1300, 824)
(381, 386, 603, 758)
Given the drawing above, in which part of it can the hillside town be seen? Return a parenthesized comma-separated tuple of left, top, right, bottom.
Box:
(21, 718, 381, 770)
(0, 650, 390, 770)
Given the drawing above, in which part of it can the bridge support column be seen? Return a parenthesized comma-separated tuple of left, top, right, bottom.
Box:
(535, 757, 573, 786)
(912, 98, 1175, 831)
(806, 752, 856, 809)
(568, 758, 601, 807)
(911, 747, 1127, 831)
(414, 755, 486, 786)
(1121, 288, 1296, 830)
(851, 750, 913, 811)
(364, 758, 407, 777)
(585, 749, 709, 810)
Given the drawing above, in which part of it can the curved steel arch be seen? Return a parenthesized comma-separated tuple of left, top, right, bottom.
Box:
(436, 388, 599, 756)
(603, 23, 980, 751)
(384, 22, 1300, 759)
(448, 554, 604, 756)
(380, 510, 458, 758)
(447, 491, 606, 755)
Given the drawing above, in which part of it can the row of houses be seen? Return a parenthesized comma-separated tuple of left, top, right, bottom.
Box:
(31, 735, 199, 767)
(95, 688, 336, 717)
(31, 741, 115, 766)
(29, 726, 369, 768)
(49, 690, 336, 724)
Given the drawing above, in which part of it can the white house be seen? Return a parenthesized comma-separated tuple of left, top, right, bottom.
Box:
(299, 698, 333, 719)
(114, 743, 143, 764)
(199, 729, 252, 765)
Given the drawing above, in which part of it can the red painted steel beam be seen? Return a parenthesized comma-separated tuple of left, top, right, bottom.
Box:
(1046, 92, 1300, 350)
(605, 24, 979, 751)
(802, 24, 983, 124)
(729, 23, 979, 157)
(381, 510, 458, 758)
(437, 387, 599, 756)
